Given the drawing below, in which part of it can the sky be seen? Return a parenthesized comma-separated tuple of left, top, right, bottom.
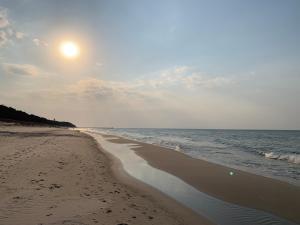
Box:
(0, 0, 299, 129)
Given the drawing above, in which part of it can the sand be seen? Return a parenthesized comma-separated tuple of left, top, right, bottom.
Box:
(0, 125, 211, 225)
(102, 134, 300, 224)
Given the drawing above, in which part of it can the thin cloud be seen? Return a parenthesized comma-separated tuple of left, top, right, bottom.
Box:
(68, 66, 234, 103)
(0, 8, 9, 28)
(136, 66, 234, 89)
(33, 38, 48, 47)
(0, 30, 8, 47)
(0, 7, 25, 47)
(2, 63, 41, 76)
(15, 32, 25, 39)
(180, 73, 234, 89)
(69, 78, 138, 99)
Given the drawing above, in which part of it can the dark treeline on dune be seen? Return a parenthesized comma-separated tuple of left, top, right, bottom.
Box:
(0, 105, 76, 127)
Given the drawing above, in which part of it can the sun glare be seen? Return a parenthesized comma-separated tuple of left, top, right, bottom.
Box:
(59, 41, 80, 59)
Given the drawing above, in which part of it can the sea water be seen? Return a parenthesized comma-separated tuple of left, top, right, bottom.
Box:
(91, 128, 300, 186)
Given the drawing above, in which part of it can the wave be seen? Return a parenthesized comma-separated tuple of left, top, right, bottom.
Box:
(263, 152, 300, 164)
(175, 145, 181, 152)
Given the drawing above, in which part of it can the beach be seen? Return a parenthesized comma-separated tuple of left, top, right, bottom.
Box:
(0, 125, 210, 225)
(1, 125, 299, 225)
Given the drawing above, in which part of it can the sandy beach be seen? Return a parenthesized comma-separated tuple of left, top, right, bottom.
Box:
(1, 125, 299, 225)
(99, 134, 300, 224)
(0, 125, 211, 225)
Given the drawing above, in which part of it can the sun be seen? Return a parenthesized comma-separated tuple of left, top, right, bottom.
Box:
(59, 41, 80, 59)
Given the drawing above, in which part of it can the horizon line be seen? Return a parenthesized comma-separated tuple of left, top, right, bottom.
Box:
(77, 127, 300, 131)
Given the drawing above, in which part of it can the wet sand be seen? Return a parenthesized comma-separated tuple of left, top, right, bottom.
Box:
(102, 134, 300, 224)
(0, 126, 211, 225)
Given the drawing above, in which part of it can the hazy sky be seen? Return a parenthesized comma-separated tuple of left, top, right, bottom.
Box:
(0, 0, 299, 129)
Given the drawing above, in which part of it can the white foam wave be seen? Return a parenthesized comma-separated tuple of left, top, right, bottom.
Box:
(175, 145, 181, 152)
(264, 152, 300, 164)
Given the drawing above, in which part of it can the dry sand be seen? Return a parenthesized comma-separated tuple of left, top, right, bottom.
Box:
(104, 134, 300, 224)
(0, 125, 211, 225)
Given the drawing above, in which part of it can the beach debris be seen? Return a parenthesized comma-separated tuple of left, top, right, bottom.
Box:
(229, 171, 234, 176)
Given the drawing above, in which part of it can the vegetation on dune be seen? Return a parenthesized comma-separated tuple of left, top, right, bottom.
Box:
(0, 105, 76, 127)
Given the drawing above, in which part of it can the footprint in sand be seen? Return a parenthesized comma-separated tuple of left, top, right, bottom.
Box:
(106, 209, 112, 213)
(48, 205, 57, 209)
(48, 183, 62, 190)
(92, 218, 99, 223)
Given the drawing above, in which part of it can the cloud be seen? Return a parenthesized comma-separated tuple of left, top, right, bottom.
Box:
(0, 8, 9, 28)
(0, 7, 25, 47)
(0, 30, 8, 47)
(68, 78, 149, 101)
(69, 66, 234, 98)
(173, 66, 190, 74)
(69, 78, 116, 97)
(180, 73, 234, 89)
(66, 66, 234, 107)
(33, 38, 48, 47)
(135, 66, 234, 89)
(2, 63, 41, 76)
(50, 69, 237, 128)
(0, 65, 237, 128)
(15, 31, 25, 39)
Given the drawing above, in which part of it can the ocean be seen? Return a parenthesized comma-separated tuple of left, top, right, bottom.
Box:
(91, 128, 300, 186)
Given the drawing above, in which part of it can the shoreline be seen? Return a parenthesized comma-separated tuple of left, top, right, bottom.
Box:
(0, 125, 210, 225)
(90, 131, 213, 225)
(91, 132, 300, 224)
(91, 130, 299, 186)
